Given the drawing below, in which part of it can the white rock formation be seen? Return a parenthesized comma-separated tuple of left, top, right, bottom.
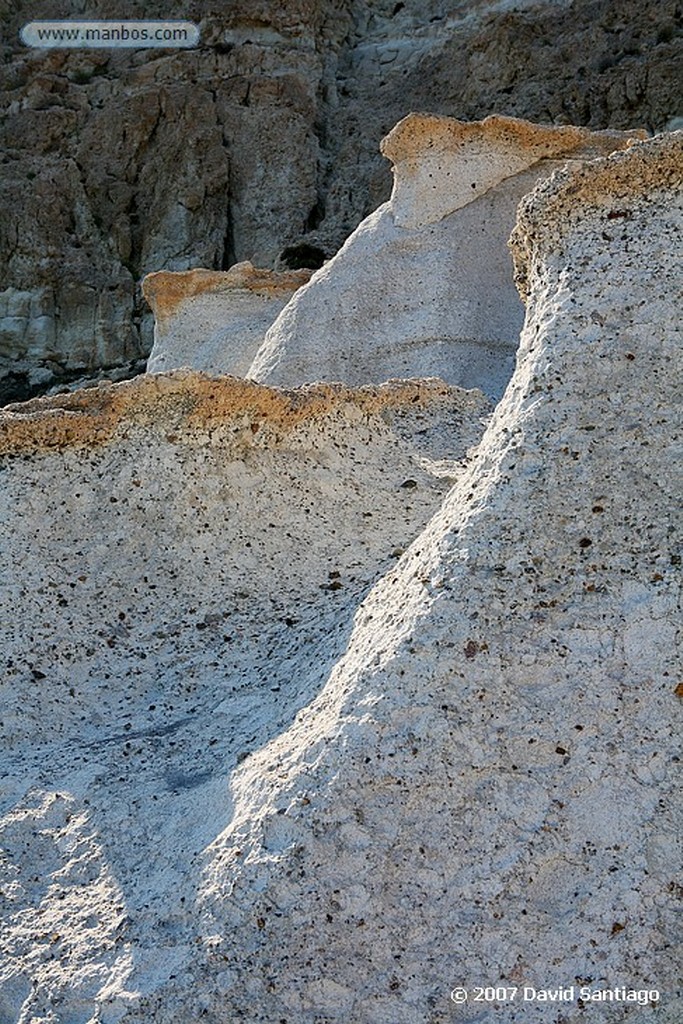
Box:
(0, 130, 680, 1024)
(249, 114, 643, 398)
(198, 131, 679, 1023)
(143, 262, 311, 375)
(0, 371, 490, 1023)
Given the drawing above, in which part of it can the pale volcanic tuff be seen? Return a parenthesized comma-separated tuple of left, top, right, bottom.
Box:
(0, 130, 680, 1023)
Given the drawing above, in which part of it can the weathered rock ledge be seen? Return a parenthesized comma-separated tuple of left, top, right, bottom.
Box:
(0, 370, 487, 456)
(380, 112, 646, 228)
(511, 128, 683, 300)
(142, 263, 313, 331)
(0, 367, 491, 1022)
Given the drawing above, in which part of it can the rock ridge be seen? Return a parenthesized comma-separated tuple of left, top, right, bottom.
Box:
(142, 263, 312, 376)
(248, 114, 640, 398)
(511, 129, 683, 299)
(186, 129, 682, 1024)
(0, 370, 485, 456)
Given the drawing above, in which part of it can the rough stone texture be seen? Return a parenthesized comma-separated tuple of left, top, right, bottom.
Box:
(143, 263, 312, 375)
(206, 132, 679, 1024)
(381, 114, 646, 229)
(0, 372, 491, 1023)
(0, 133, 680, 1022)
(197, 133, 681, 1023)
(1, 0, 680, 398)
(249, 115, 641, 397)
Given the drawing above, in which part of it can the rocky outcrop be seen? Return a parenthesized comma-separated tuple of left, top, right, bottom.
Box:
(249, 115, 642, 397)
(143, 263, 311, 375)
(0, 279, 141, 406)
(381, 114, 645, 229)
(1, 0, 680, 399)
(195, 131, 681, 1023)
(0, 371, 491, 1022)
(0, 130, 680, 1022)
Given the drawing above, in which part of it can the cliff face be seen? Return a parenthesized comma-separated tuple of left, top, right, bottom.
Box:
(182, 132, 683, 1023)
(0, 131, 680, 1022)
(1, 0, 680, 398)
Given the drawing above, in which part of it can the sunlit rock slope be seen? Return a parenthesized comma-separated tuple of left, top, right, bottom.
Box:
(0, 371, 490, 1023)
(202, 132, 682, 1024)
(0, 130, 680, 1024)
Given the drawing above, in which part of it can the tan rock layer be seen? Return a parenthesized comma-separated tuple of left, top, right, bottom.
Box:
(381, 112, 647, 163)
(378, 112, 646, 231)
(142, 263, 313, 330)
(0, 371, 471, 456)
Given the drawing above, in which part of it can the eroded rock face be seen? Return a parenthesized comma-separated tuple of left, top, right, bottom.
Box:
(143, 263, 312, 375)
(0, 131, 680, 1023)
(0, 1, 339, 403)
(249, 115, 641, 397)
(381, 114, 646, 229)
(1, 0, 680, 398)
(0, 371, 491, 1022)
(192, 132, 679, 1023)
